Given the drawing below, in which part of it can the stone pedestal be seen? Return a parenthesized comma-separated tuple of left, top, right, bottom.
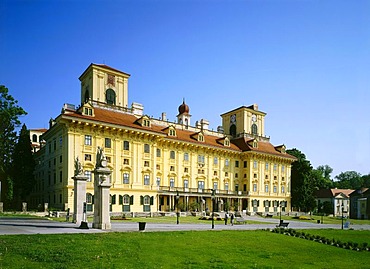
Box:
(0, 202, 3, 213)
(73, 175, 89, 226)
(92, 167, 112, 230)
(22, 202, 27, 213)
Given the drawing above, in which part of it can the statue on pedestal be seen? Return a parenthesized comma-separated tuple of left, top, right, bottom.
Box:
(74, 156, 83, 176)
(96, 146, 107, 169)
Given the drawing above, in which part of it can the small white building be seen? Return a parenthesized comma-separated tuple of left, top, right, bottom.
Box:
(315, 189, 354, 217)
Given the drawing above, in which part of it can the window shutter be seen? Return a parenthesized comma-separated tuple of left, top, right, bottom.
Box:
(257, 200, 260, 207)
(140, 195, 143, 205)
(92, 195, 94, 204)
(150, 196, 154, 205)
(130, 195, 134, 205)
(112, 195, 116, 205)
(269, 201, 271, 207)
(119, 195, 123, 205)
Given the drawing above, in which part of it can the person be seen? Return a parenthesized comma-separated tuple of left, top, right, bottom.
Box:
(230, 213, 234, 226)
(224, 212, 229, 225)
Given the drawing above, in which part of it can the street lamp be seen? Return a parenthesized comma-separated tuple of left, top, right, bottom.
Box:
(176, 190, 180, 225)
(279, 201, 283, 225)
(341, 204, 344, 230)
(321, 205, 324, 224)
(211, 189, 215, 229)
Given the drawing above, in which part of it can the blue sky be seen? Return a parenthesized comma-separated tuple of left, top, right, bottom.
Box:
(1, 0, 369, 178)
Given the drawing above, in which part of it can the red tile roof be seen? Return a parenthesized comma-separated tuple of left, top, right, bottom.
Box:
(61, 106, 295, 159)
(316, 189, 355, 198)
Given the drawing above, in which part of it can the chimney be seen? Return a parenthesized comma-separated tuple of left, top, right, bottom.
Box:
(200, 119, 209, 130)
(161, 112, 167, 121)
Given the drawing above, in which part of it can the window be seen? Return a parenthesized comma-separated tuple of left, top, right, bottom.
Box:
(106, 89, 116, 105)
(53, 140, 56, 151)
(59, 136, 62, 147)
(59, 155, 62, 163)
(224, 183, 229, 191)
(281, 186, 285, 193)
(105, 138, 111, 148)
(254, 173, 257, 178)
(273, 164, 277, 171)
(253, 184, 257, 192)
(143, 119, 150, 127)
(184, 180, 189, 189)
(214, 157, 218, 165)
(170, 166, 175, 171)
(198, 134, 204, 142)
(225, 159, 229, 167)
(225, 172, 228, 177)
(184, 152, 189, 161)
(123, 173, 130, 184)
(235, 173, 238, 178)
(184, 167, 188, 173)
(265, 175, 268, 180)
(123, 141, 129, 150)
(156, 164, 160, 170)
(213, 182, 218, 190)
(235, 160, 239, 167)
(198, 181, 204, 190)
(144, 161, 149, 167)
(156, 148, 161, 157)
(32, 134, 37, 142)
(253, 160, 258, 169)
(84, 171, 92, 182)
(85, 135, 92, 146)
(85, 154, 92, 161)
(214, 171, 217, 176)
(265, 185, 269, 193)
(198, 155, 205, 163)
(251, 124, 258, 135)
(273, 186, 277, 193)
(170, 178, 175, 188)
(170, 150, 175, 159)
(265, 163, 269, 170)
(235, 184, 239, 192)
(59, 171, 62, 183)
(169, 129, 176, 136)
(243, 161, 247, 168)
(124, 159, 129, 165)
(106, 156, 111, 163)
(144, 144, 150, 153)
(156, 177, 161, 186)
(84, 107, 92, 116)
(144, 175, 150, 185)
(282, 165, 285, 172)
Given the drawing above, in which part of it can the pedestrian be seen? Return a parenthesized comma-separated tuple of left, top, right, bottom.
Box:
(224, 212, 229, 225)
(230, 213, 234, 226)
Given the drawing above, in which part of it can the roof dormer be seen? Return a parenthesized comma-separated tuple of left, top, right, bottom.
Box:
(79, 103, 95, 117)
(163, 125, 177, 137)
(275, 144, 286, 153)
(216, 136, 230, 147)
(137, 115, 151, 128)
(191, 131, 205, 142)
(247, 138, 258, 148)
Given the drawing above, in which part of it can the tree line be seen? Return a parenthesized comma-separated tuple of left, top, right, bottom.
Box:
(287, 148, 370, 212)
(0, 85, 35, 209)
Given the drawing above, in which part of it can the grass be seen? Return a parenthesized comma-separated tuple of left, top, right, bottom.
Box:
(275, 214, 370, 225)
(0, 230, 369, 268)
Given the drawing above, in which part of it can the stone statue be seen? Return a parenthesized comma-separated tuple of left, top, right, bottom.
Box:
(96, 146, 107, 168)
(74, 156, 83, 176)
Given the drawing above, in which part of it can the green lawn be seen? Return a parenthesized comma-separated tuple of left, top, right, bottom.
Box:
(0, 230, 369, 268)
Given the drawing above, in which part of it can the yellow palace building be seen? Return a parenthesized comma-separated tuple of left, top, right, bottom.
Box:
(31, 63, 296, 215)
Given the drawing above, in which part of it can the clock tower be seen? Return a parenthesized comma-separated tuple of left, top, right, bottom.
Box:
(79, 63, 130, 107)
(220, 104, 266, 138)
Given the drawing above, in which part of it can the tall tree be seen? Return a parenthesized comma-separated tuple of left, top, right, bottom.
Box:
(334, 171, 363, 189)
(286, 148, 316, 212)
(0, 85, 27, 205)
(312, 165, 334, 189)
(11, 124, 35, 207)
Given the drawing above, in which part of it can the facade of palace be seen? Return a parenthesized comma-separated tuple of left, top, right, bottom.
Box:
(31, 63, 296, 215)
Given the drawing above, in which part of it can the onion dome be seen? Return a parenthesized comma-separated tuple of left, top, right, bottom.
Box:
(178, 99, 190, 115)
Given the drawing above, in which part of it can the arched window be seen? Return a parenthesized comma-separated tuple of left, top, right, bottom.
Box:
(251, 124, 258, 135)
(106, 89, 116, 105)
(84, 89, 90, 103)
(32, 134, 38, 142)
(229, 124, 236, 137)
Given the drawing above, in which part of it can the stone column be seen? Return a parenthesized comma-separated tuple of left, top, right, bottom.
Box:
(73, 174, 88, 226)
(92, 167, 112, 229)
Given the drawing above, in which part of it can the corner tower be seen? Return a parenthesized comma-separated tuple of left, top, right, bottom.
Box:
(221, 104, 266, 138)
(177, 99, 191, 128)
(79, 63, 130, 107)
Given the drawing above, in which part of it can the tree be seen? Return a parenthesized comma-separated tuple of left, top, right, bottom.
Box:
(312, 165, 334, 189)
(334, 171, 363, 189)
(0, 85, 27, 205)
(362, 174, 370, 188)
(287, 148, 316, 212)
(11, 124, 35, 208)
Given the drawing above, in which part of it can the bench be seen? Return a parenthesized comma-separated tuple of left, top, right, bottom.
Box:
(235, 217, 247, 224)
(265, 214, 273, 218)
(276, 222, 289, 228)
